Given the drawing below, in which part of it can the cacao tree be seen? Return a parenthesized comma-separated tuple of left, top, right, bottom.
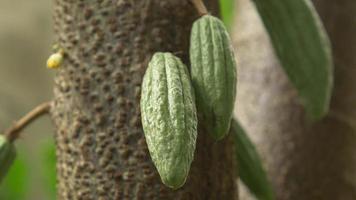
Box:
(2, 0, 353, 199)
(1, 0, 240, 199)
(49, 0, 238, 199)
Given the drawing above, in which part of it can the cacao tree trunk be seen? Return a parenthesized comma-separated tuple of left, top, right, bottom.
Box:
(50, 0, 237, 199)
(233, 0, 356, 199)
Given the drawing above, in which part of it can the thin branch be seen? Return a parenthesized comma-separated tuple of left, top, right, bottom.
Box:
(4, 101, 51, 143)
(190, 0, 208, 16)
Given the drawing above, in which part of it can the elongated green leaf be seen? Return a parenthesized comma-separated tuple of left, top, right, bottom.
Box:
(231, 119, 275, 200)
(252, 0, 333, 119)
(0, 135, 16, 183)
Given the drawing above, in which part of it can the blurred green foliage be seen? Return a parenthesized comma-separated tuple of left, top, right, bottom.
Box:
(42, 142, 56, 199)
(0, 152, 28, 200)
(220, 0, 234, 28)
(0, 141, 56, 200)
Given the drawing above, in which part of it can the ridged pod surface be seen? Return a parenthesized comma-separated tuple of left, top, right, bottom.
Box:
(140, 53, 198, 189)
(190, 15, 237, 140)
(0, 135, 16, 183)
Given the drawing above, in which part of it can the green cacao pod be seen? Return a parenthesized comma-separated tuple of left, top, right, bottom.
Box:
(190, 15, 237, 140)
(0, 134, 16, 183)
(140, 52, 198, 189)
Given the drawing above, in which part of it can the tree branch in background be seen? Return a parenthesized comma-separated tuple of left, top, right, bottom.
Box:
(4, 101, 51, 143)
(190, 0, 208, 16)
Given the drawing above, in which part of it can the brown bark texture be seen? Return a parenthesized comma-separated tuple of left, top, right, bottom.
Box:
(233, 0, 356, 199)
(50, 0, 237, 199)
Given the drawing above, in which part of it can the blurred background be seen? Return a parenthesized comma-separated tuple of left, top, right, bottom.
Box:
(0, 0, 234, 199)
(0, 0, 55, 199)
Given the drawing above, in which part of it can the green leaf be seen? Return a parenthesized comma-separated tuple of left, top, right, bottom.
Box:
(0, 149, 27, 200)
(0, 135, 16, 183)
(252, 0, 333, 120)
(219, 0, 235, 28)
(231, 119, 275, 200)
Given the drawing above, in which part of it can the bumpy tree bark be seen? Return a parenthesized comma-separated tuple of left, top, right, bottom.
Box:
(233, 0, 356, 199)
(50, 0, 237, 199)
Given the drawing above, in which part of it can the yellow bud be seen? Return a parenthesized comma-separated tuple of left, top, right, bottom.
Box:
(47, 53, 63, 69)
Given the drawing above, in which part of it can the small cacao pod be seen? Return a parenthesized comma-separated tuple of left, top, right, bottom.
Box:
(140, 52, 198, 189)
(190, 15, 237, 140)
(0, 134, 16, 183)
